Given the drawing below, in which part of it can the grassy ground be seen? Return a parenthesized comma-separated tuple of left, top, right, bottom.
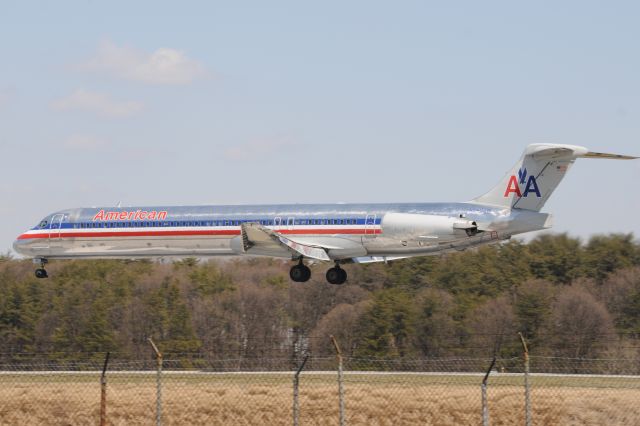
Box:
(0, 372, 639, 425)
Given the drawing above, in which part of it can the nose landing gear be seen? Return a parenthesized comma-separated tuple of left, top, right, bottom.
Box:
(289, 259, 311, 282)
(34, 258, 48, 279)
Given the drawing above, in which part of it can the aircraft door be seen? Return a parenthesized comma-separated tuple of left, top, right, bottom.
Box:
(364, 214, 377, 237)
(274, 216, 282, 231)
(48, 214, 64, 248)
(287, 217, 295, 231)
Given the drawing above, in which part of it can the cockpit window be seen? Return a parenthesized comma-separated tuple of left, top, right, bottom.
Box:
(39, 220, 48, 228)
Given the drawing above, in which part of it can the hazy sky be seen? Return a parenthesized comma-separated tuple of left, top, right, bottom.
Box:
(1, 1, 639, 253)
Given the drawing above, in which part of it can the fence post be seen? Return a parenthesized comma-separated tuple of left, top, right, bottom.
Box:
(330, 335, 345, 426)
(519, 332, 531, 426)
(293, 355, 309, 426)
(148, 338, 163, 426)
(481, 357, 496, 426)
(100, 352, 110, 426)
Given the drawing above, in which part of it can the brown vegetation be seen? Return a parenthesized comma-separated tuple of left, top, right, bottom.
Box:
(1, 374, 639, 425)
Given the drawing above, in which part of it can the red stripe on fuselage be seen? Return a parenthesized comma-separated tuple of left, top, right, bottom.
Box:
(17, 228, 382, 240)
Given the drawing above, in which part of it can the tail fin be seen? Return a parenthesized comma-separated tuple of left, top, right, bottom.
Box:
(470, 144, 637, 211)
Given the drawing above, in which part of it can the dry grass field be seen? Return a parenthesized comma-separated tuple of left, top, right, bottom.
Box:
(0, 372, 639, 425)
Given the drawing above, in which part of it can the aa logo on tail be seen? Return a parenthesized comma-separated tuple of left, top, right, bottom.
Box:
(504, 168, 541, 198)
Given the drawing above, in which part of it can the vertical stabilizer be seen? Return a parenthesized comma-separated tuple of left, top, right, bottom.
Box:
(470, 144, 595, 211)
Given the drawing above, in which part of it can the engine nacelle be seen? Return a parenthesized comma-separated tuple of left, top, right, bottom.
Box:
(381, 213, 478, 240)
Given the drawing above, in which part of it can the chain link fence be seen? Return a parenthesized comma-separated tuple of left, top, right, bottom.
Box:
(1, 353, 639, 425)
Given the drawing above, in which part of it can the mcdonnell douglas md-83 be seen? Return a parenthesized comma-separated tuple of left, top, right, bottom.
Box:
(13, 144, 637, 284)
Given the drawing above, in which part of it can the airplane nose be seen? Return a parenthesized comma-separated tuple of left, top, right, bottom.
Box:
(13, 236, 29, 256)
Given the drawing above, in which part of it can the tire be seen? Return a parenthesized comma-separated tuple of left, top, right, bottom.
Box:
(338, 268, 347, 283)
(301, 265, 311, 282)
(290, 265, 311, 282)
(326, 267, 346, 285)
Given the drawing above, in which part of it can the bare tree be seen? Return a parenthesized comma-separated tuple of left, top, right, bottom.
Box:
(547, 285, 616, 358)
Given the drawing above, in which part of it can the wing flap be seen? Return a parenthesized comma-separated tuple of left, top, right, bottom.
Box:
(276, 235, 331, 261)
(240, 223, 331, 261)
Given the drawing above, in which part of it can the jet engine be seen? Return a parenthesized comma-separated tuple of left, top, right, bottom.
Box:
(381, 213, 479, 240)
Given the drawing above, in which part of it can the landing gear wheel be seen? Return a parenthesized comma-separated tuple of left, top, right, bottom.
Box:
(290, 264, 311, 282)
(326, 266, 347, 285)
(34, 258, 49, 279)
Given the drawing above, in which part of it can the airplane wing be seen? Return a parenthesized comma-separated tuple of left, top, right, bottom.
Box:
(351, 256, 410, 264)
(239, 222, 331, 261)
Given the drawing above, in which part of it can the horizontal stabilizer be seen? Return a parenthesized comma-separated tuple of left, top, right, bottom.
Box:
(580, 151, 638, 160)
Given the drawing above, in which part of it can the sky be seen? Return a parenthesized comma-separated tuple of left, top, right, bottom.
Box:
(1, 1, 639, 253)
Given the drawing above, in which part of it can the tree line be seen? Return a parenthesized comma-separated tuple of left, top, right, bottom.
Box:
(0, 233, 639, 362)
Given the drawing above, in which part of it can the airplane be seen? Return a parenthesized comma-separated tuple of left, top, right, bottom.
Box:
(13, 143, 637, 284)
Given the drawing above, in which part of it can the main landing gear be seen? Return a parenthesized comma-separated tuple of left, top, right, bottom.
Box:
(289, 259, 311, 283)
(289, 259, 348, 285)
(34, 258, 48, 279)
(326, 265, 347, 285)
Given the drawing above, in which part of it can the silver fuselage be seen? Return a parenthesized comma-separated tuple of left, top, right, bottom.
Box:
(13, 202, 551, 262)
